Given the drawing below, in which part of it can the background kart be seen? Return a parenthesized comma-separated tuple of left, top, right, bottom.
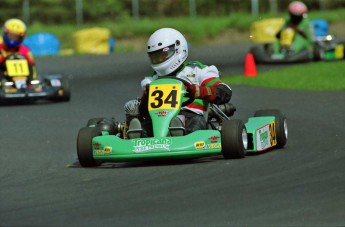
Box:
(311, 19, 345, 61)
(77, 78, 288, 167)
(0, 53, 70, 104)
(249, 18, 345, 64)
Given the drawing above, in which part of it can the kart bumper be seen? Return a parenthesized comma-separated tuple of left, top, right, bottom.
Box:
(250, 45, 313, 64)
(92, 130, 222, 162)
(0, 87, 64, 102)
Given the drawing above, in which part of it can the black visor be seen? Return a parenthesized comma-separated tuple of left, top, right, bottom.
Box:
(148, 44, 175, 64)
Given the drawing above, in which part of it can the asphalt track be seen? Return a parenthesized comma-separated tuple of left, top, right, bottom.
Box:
(1, 43, 344, 226)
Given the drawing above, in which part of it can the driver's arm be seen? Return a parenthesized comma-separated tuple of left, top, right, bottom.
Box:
(188, 80, 232, 105)
(0, 53, 6, 78)
(19, 46, 38, 80)
(186, 65, 232, 105)
(138, 83, 150, 119)
(28, 64, 38, 80)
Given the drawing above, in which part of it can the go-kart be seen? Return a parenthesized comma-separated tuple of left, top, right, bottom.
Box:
(249, 18, 344, 64)
(311, 19, 345, 61)
(249, 18, 313, 64)
(77, 78, 288, 167)
(0, 53, 70, 104)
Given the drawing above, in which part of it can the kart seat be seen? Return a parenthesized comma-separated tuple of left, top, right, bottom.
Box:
(169, 117, 185, 137)
(127, 118, 143, 139)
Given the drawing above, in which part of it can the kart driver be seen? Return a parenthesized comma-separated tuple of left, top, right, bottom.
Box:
(125, 27, 232, 137)
(0, 18, 37, 86)
(273, 1, 313, 56)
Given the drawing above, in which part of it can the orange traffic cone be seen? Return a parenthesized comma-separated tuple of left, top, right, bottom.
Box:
(244, 53, 257, 77)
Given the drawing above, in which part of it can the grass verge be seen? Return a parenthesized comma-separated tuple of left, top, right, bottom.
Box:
(223, 61, 345, 91)
(28, 9, 345, 52)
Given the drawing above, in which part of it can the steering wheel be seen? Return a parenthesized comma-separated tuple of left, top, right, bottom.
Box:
(155, 76, 195, 107)
(169, 77, 195, 107)
(7, 53, 25, 60)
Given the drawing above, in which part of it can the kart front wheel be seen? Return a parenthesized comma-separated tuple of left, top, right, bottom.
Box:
(221, 119, 247, 159)
(87, 118, 106, 126)
(254, 109, 288, 149)
(87, 117, 118, 135)
(77, 127, 101, 167)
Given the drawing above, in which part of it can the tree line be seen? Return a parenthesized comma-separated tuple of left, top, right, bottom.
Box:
(1, 0, 345, 25)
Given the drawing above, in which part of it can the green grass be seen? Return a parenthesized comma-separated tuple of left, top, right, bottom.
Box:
(27, 9, 345, 51)
(28, 16, 245, 50)
(223, 61, 345, 91)
(26, 9, 345, 91)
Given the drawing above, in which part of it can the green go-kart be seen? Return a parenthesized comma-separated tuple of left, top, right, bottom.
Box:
(77, 78, 288, 167)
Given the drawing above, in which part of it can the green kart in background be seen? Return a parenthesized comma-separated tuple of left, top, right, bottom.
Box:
(77, 78, 288, 167)
(249, 18, 345, 64)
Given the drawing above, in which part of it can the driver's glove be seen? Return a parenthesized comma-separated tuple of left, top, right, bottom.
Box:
(187, 84, 216, 102)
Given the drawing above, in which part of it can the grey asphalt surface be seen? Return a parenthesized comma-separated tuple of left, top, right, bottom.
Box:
(1, 43, 344, 226)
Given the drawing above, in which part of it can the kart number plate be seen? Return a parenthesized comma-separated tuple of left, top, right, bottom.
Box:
(148, 83, 182, 111)
(6, 59, 30, 77)
(256, 122, 277, 151)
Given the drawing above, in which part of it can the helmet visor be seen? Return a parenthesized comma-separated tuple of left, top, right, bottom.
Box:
(148, 44, 175, 64)
(5, 32, 22, 42)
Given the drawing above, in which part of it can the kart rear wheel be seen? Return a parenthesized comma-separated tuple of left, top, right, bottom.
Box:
(48, 77, 71, 102)
(254, 109, 288, 149)
(77, 127, 101, 167)
(221, 119, 247, 159)
(313, 42, 323, 61)
(59, 78, 71, 101)
(250, 44, 272, 64)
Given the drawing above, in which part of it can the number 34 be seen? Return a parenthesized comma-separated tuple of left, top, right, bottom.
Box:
(148, 84, 181, 110)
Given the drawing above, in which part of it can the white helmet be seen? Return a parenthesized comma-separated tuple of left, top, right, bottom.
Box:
(147, 28, 188, 76)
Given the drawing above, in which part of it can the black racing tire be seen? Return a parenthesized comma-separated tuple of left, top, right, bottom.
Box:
(254, 109, 288, 149)
(250, 45, 266, 64)
(59, 78, 71, 101)
(77, 127, 102, 167)
(313, 43, 323, 61)
(250, 43, 274, 64)
(87, 118, 106, 126)
(48, 77, 71, 102)
(221, 119, 247, 159)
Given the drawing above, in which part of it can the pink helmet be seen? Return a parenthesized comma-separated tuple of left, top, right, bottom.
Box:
(288, 1, 308, 16)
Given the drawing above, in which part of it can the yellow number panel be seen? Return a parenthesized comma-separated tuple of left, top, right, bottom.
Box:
(148, 83, 182, 111)
(6, 59, 30, 77)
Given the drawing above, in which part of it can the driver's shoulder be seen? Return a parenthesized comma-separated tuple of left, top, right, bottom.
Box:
(18, 45, 31, 53)
(184, 60, 206, 69)
(181, 61, 209, 76)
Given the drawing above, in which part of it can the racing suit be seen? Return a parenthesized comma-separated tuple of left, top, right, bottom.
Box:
(0, 43, 37, 85)
(273, 18, 313, 54)
(138, 61, 232, 135)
